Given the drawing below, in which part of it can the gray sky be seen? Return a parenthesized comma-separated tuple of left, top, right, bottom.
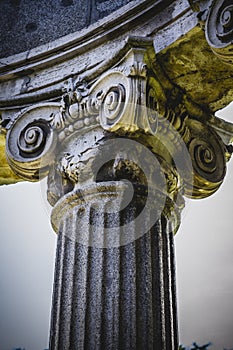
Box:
(176, 103, 233, 349)
(0, 104, 233, 350)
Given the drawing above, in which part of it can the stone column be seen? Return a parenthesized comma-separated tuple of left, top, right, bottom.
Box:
(41, 41, 185, 349)
(47, 126, 182, 350)
(4, 36, 230, 350)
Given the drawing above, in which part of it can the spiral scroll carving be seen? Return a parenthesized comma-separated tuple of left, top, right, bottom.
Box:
(6, 104, 59, 180)
(217, 4, 233, 42)
(184, 120, 226, 198)
(206, 0, 233, 63)
(17, 122, 49, 157)
(189, 139, 217, 177)
(99, 84, 126, 129)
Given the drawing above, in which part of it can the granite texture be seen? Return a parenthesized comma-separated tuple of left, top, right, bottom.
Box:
(0, 0, 133, 58)
(49, 182, 178, 349)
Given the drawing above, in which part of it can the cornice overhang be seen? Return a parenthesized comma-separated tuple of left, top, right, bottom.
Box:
(0, 0, 195, 109)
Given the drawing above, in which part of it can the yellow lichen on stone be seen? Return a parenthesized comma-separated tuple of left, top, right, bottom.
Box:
(158, 27, 233, 113)
(0, 133, 23, 185)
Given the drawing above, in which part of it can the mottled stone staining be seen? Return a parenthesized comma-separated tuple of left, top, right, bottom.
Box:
(60, 0, 73, 7)
(0, 0, 134, 58)
(0, 134, 22, 185)
(25, 22, 38, 33)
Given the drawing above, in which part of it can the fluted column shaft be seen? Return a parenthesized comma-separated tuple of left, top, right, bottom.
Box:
(49, 176, 179, 350)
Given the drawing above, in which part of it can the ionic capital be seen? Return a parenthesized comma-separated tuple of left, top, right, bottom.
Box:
(3, 37, 232, 204)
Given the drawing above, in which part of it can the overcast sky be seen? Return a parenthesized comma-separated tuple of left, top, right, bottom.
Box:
(0, 104, 233, 350)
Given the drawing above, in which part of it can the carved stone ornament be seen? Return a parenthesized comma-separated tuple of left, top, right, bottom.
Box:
(205, 0, 233, 63)
(1, 3, 233, 349)
(6, 103, 60, 180)
(4, 37, 232, 202)
(49, 42, 158, 140)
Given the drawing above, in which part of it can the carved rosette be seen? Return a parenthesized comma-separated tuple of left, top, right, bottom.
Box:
(205, 0, 233, 63)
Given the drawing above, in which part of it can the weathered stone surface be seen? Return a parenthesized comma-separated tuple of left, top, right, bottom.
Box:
(50, 208, 178, 350)
(49, 126, 181, 348)
(0, 0, 133, 58)
(0, 133, 22, 185)
(158, 27, 233, 112)
(0, 1, 233, 349)
(0, 1, 195, 108)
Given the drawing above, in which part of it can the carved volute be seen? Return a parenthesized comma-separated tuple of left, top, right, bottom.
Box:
(205, 0, 233, 64)
(3, 37, 232, 210)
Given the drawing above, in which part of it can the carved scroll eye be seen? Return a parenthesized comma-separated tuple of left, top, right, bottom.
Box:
(189, 140, 217, 176)
(205, 0, 233, 63)
(17, 121, 49, 158)
(184, 119, 226, 198)
(217, 4, 233, 42)
(6, 103, 59, 180)
(99, 84, 126, 129)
